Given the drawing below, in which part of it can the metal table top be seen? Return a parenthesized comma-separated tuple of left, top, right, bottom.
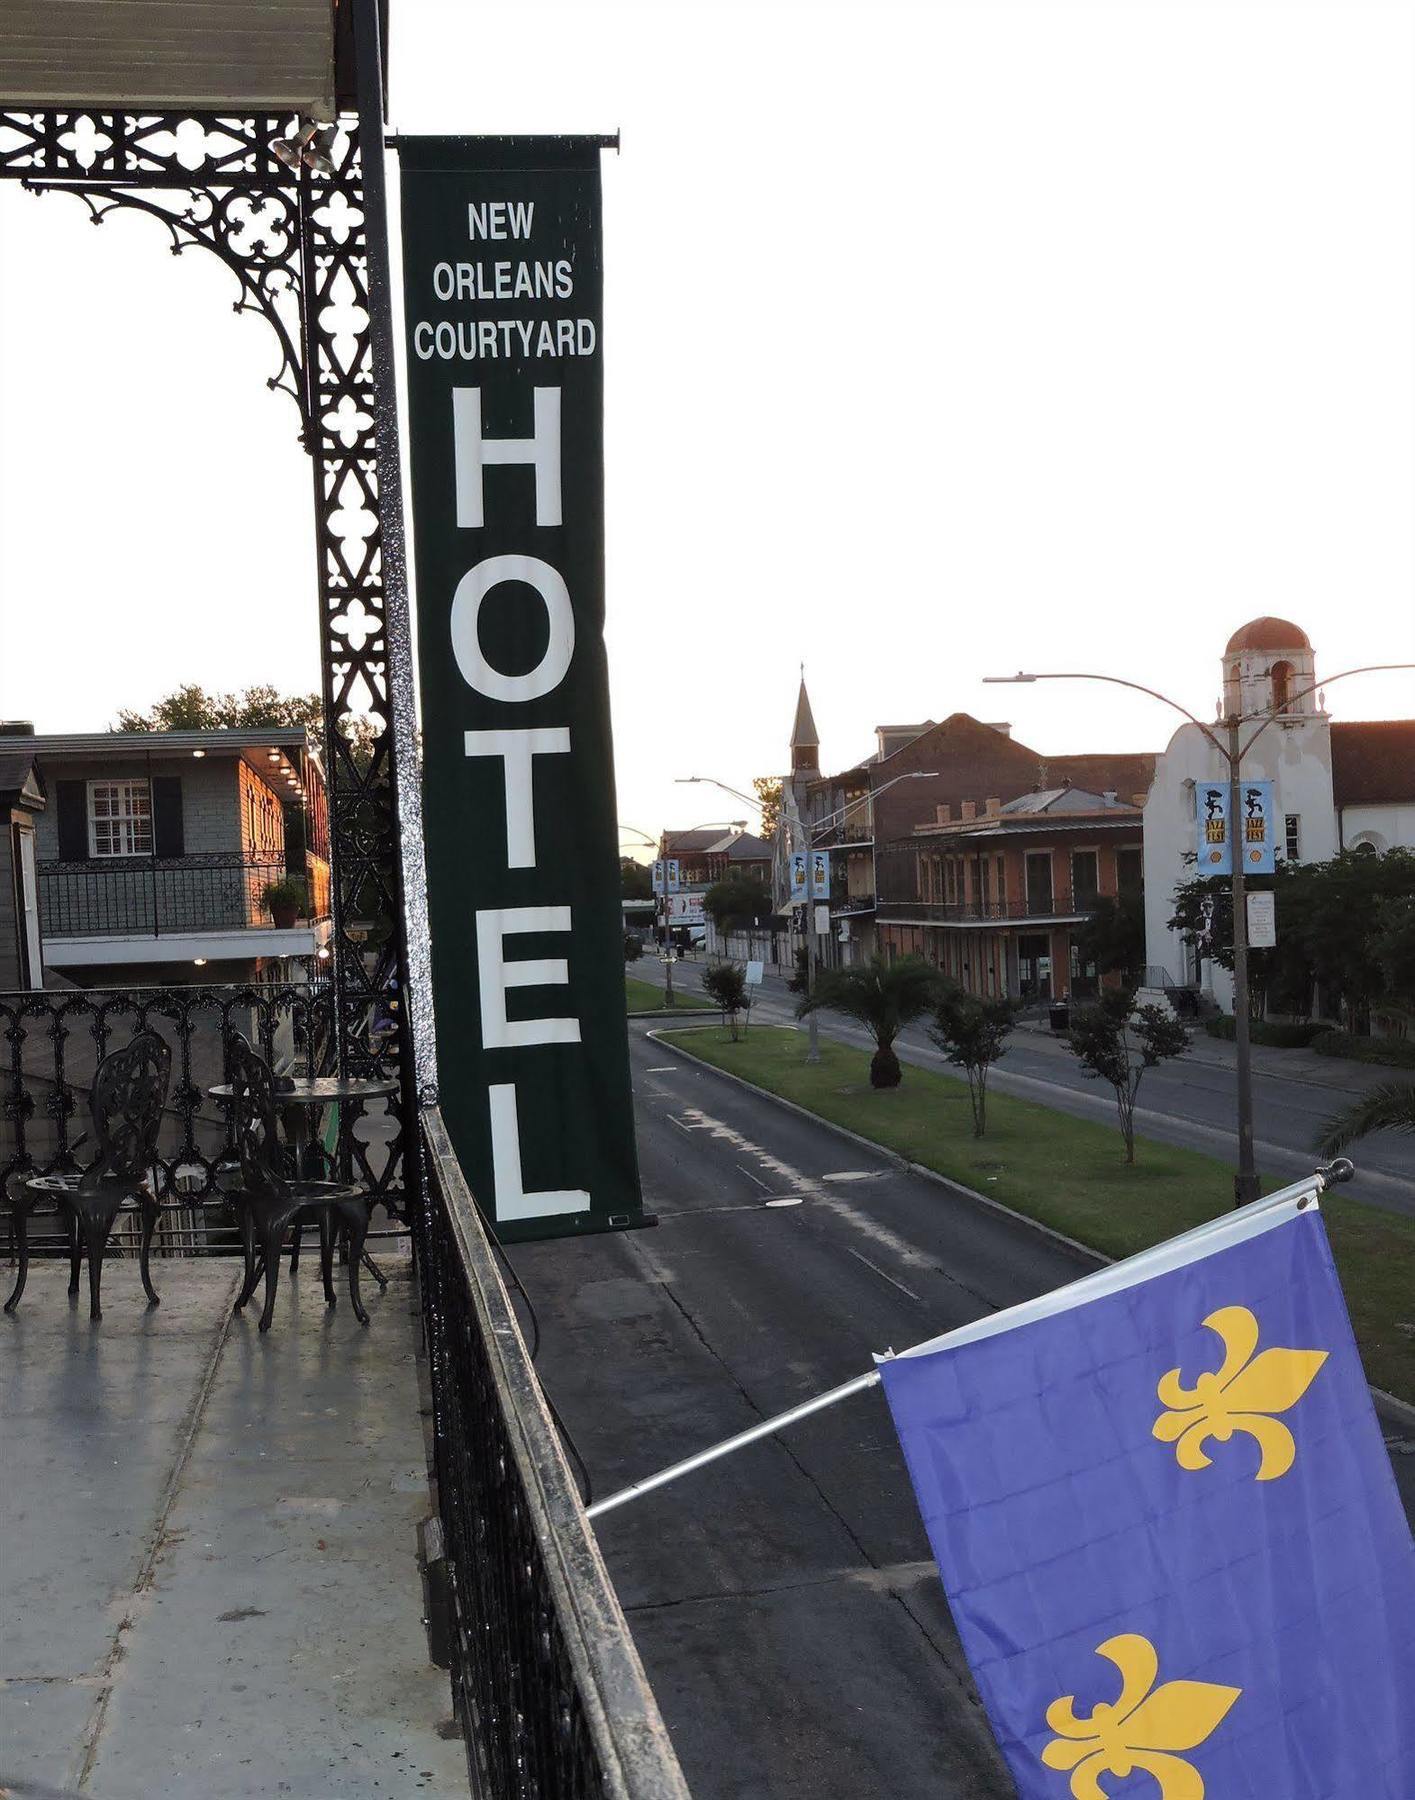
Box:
(207, 1076, 397, 1104)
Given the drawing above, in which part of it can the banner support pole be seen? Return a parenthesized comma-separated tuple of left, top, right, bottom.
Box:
(584, 1163, 1351, 1523)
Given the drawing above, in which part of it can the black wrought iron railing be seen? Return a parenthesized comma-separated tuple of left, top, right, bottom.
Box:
(876, 889, 1097, 924)
(418, 1109, 691, 1800)
(0, 981, 402, 1219)
(38, 855, 326, 940)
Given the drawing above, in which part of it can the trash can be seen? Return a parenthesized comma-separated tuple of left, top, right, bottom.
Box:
(1049, 1002, 1070, 1032)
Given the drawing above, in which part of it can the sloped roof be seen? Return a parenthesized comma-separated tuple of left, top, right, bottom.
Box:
(1331, 720, 1415, 807)
(1000, 786, 1140, 817)
(791, 679, 819, 750)
(663, 828, 772, 859)
(1225, 616, 1311, 653)
(1048, 751, 1156, 803)
(0, 749, 45, 804)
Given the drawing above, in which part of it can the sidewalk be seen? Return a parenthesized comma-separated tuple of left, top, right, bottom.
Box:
(1015, 1011, 1400, 1095)
(1, 1254, 465, 1799)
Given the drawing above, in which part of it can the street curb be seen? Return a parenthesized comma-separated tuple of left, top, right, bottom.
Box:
(647, 1027, 1415, 1435)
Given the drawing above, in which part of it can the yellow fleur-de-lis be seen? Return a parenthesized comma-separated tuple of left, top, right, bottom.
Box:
(1152, 1304, 1327, 1481)
(1042, 1633, 1241, 1799)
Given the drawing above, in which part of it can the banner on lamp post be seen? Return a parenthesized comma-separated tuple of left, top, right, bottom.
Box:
(1197, 779, 1276, 877)
(398, 135, 645, 1243)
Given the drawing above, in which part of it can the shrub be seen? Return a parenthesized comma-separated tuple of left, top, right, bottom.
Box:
(260, 874, 308, 918)
(1203, 1017, 1326, 1048)
(624, 933, 643, 963)
(1310, 1030, 1415, 1070)
(701, 962, 749, 1039)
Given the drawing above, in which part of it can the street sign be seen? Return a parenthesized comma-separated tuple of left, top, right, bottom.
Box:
(813, 904, 831, 936)
(745, 960, 764, 986)
(1247, 889, 1277, 948)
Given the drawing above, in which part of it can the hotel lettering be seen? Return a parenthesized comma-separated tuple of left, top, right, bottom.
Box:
(399, 138, 644, 1242)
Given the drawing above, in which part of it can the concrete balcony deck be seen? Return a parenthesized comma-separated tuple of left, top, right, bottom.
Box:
(1, 1253, 467, 1799)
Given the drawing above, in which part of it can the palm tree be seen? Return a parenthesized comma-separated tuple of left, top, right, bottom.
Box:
(798, 954, 942, 1088)
(1314, 1081, 1415, 1158)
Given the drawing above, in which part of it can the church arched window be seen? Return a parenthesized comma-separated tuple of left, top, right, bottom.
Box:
(1270, 660, 1293, 710)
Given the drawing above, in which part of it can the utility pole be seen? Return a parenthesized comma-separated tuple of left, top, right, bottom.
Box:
(1227, 716, 1258, 1204)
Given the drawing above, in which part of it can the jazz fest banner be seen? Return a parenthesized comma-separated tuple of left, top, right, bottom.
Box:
(398, 136, 645, 1242)
(1197, 778, 1276, 875)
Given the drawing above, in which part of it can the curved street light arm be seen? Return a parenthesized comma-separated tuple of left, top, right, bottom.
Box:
(985, 671, 1229, 761)
(674, 775, 764, 814)
(1237, 663, 1415, 762)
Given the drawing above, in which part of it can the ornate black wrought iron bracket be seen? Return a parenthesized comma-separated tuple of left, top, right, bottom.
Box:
(0, 105, 410, 1198)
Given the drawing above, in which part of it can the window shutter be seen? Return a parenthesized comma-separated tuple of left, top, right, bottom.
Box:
(57, 781, 89, 860)
(152, 777, 184, 858)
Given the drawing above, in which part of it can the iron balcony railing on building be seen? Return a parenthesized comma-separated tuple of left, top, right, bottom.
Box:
(877, 888, 1098, 925)
(38, 854, 328, 940)
(417, 1109, 692, 1800)
(0, 982, 402, 1237)
(830, 893, 877, 917)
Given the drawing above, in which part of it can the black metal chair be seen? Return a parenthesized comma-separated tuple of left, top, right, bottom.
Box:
(4, 1030, 172, 1320)
(225, 1033, 372, 1333)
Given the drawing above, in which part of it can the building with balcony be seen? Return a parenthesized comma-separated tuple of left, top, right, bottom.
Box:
(18, 727, 333, 984)
(778, 677, 1155, 970)
(876, 787, 1145, 1001)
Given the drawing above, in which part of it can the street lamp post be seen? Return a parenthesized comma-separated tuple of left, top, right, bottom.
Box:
(679, 771, 939, 1062)
(985, 661, 1413, 1204)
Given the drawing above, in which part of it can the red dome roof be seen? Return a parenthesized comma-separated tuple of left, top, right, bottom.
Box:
(1225, 616, 1311, 654)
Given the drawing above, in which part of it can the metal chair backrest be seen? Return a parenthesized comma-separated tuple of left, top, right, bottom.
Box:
(82, 1030, 173, 1191)
(226, 1032, 288, 1200)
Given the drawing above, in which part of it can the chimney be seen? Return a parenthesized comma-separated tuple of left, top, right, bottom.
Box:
(935, 803, 951, 824)
(1103, 790, 1118, 805)
(960, 800, 977, 822)
(985, 796, 1001, 817)
(0, 720, 36, 736)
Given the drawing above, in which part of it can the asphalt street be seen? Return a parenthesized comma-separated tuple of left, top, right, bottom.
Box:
(510, 1025, 1415, 1800)
(664, 958, 1414, 1215)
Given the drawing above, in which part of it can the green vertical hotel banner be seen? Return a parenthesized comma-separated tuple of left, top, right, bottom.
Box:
(397, 135, 645, 1242)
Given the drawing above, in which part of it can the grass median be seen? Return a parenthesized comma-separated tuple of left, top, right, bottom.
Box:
(656, 1024, 1415, 1402)
(625, 973, 715, 1014)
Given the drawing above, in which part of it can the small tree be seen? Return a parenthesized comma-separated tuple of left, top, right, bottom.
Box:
(702, 962, 749, 1039)
(620, 858, 653, 901)
(928, 987, 1018, 1136)
(787, 942, 810, 995)
(798, 954, 942, 1089)
(1073, 892, 1145, 982)
(703, 876, 774, 939)
(624, 933, 643, 963)
(1066, 989, 1189, 1163)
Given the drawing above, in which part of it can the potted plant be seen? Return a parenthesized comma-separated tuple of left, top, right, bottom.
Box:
(261, 874, 308, 930)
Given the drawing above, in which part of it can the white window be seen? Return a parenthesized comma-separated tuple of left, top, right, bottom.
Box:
(1284, 814, 1301, 863)
(88, 780, 152, 857)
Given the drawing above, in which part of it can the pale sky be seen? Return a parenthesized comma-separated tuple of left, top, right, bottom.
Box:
(2, 0, 1412, 854)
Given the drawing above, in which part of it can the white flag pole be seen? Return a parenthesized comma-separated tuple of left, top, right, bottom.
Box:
(584, 1162, 1351, 1523)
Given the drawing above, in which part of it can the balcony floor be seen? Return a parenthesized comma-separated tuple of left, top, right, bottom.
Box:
(1, 1253, 466, 1799)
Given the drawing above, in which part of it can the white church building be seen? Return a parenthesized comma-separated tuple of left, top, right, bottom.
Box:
(1142, 616, 1415, 1012)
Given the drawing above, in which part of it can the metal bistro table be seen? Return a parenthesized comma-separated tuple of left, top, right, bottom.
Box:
(208, 1075, 398, 1287)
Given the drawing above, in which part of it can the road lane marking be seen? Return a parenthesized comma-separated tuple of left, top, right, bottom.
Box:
(674, 1106, 933, 1268)
(666, 1114, 694, 1134)
(736, 1162, 773, 1192)
(844, 1246, 921, 1301)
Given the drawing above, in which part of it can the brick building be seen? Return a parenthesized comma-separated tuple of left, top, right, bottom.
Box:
(780, 684, 1155, 969)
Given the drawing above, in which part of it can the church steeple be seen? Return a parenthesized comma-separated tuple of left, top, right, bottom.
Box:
(790, 674, 819, 775)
